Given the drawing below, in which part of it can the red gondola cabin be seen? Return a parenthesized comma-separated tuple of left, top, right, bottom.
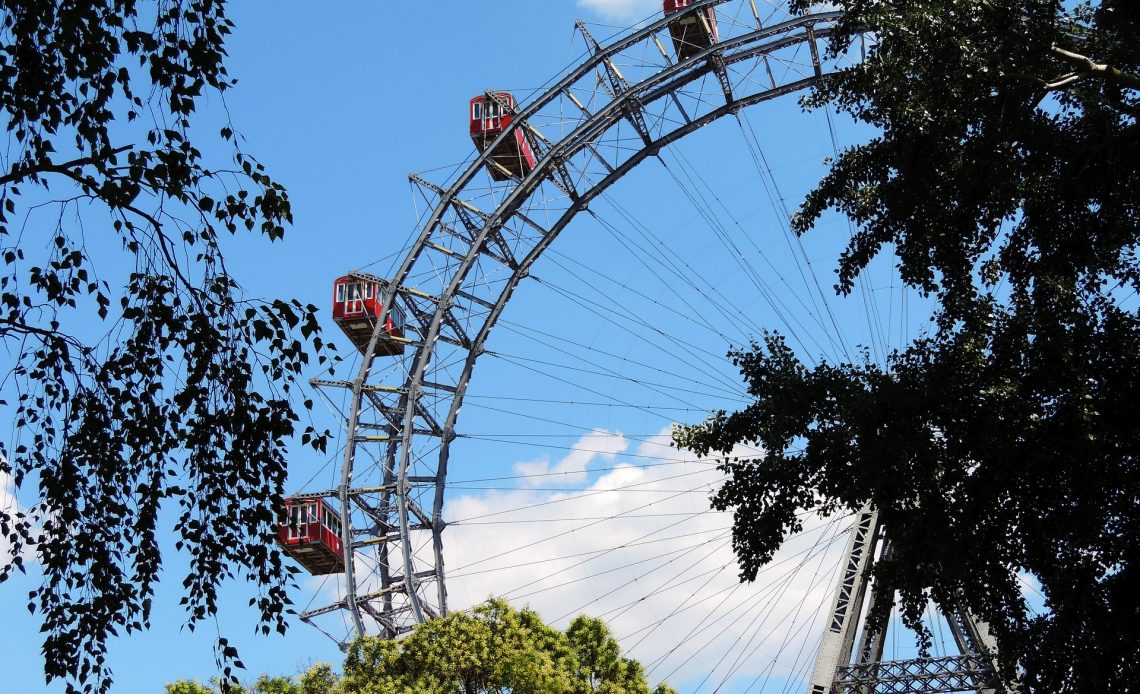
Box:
(277, 497, 345, 575)
(332, 274, 407, 356)
(664, 0, 719, 60)
(470, 92, 537, 181)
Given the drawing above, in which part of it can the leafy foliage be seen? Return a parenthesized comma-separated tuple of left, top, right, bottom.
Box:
(0, 1, 331, 691)
(676, 1, 1139, 692)
(338, 598, 676, 694)
(297, 664, 341, 694)
(165, 680, 220, 694)
(165, 664, 338, 694)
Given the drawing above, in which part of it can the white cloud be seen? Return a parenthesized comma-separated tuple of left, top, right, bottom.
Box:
(289, 427, 854, 688)
(0, 468, 15, 557)
(513, 428, 629, 485)
(0, 465, 35, 565)
(576, 0, 661, 22)
(442, 426, 850, 690)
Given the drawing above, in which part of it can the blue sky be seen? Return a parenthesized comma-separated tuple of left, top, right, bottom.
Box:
(1, 2, 956, 692)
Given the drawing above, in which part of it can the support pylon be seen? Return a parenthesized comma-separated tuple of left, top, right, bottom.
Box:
(807, 504, 1003, 694)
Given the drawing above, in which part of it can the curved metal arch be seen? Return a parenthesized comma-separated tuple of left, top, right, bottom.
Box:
(318, 3, 849, 643)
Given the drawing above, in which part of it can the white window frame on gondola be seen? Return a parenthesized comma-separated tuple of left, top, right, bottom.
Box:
(344, 282, 363, 315)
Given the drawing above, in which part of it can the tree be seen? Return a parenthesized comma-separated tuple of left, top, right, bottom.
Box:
(338, 598, 676, 694)
(165, 664, 338, 694)
(165, 681, 220, 694)
(565, 615, 660, 694)
(297, 664, 341, 694)
(0, 2, 331, 691)
(674, 1, 1139, 692)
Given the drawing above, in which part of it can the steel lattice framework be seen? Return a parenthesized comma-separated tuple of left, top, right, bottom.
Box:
(834, 656, 999, 694)
(300, 2, 1004, 693)
(807, 506, 1003, 693)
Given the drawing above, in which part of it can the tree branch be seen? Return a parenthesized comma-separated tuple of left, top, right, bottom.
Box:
(0, 317, 92, 355)
(29, 164, 206, 307)
(1042, 71, 1083, 91)
(979, 0, 1140, 95)
(0, 146, 134, 188)
(1050, 45, 1140, 91)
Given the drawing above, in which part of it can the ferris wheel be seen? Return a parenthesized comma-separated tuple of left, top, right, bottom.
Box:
(279, 2, 1009, 691)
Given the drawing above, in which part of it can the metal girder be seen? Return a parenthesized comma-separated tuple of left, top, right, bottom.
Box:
(690, 7, 735, 105)
(363, 386, 445, 439)
(438, 220, 517, 271)
(807, 25, 823, 79)
(808, 505, 882, 694)
(748, 0, 763, 27)
(650, 36, 696, 124)
(853, 540, 895, 668)
(310, 378, 401, 392)
(410, 172, 551, 240)
(299, 601, 346, 622)
(353, 534, 398, 549)
(450, 208, 519, 271)
(521, 128, 581, 201)
(484, 89, 581, 201)
(560, 88, 619, 171)
(394, 281, 474, 353)
(455, 288, 496, 310)
(833, 655, 1000, 694)
(349, 493, 391, 531)
(711, 53, 735, 104)
(384, 408, 446, 440)
(402, 497, 432, 528)
(299, 567, 437, 623)
(289, 484, 395, 502)
(402, 289, 472, 351)
(576, 20, 655, 148)
(737, 3, 780, 91)
(360, 602, 401, 635)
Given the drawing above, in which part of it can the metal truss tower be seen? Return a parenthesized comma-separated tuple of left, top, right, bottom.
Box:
(808, 505, 1004, 694)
